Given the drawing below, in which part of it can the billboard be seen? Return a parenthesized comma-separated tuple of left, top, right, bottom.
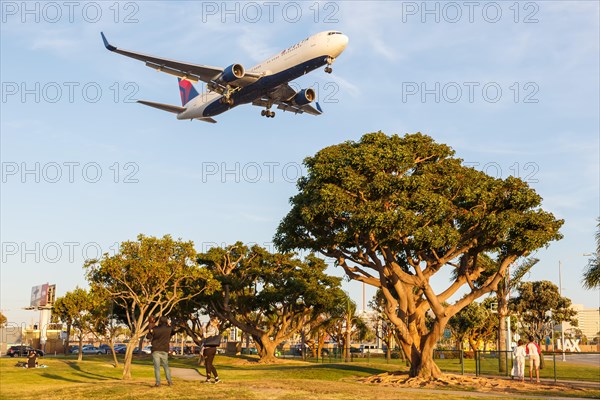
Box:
(30, 284, 49, 307)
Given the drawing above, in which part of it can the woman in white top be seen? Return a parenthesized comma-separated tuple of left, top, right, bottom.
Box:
(512, 339, 526, 382)
(202, 317, 221, 384)
(526, 336, 541, 383)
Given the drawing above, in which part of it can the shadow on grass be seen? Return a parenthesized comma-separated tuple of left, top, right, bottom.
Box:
(216, 361, 387, 376)
(40, 372, 89, 383)
(64, 361, 120, 381)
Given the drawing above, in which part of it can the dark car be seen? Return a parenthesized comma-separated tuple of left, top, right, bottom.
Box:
(290, 344, 329, 356)
(98, 344, 112, 354)
(116, 346, 143, 354)
(68, 345, 80, 354)
(7, 345, 44, 357)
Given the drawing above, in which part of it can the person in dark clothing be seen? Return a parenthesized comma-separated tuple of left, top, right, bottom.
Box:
(27, 350, 38, 368)
(146, 316, 174, 387)
(202, 317, 221, 383)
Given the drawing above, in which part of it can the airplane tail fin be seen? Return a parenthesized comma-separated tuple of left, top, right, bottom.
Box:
(178, 78, 200, 106)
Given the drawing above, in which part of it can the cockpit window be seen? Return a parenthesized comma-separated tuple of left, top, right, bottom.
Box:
(328, 31, 343, 35)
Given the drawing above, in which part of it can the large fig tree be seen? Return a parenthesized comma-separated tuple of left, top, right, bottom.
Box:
(274, 132, 563, 379)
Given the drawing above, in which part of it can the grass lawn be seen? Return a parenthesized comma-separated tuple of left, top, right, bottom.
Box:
(1, 354, 598, 400)
(431, 356, 600, 382)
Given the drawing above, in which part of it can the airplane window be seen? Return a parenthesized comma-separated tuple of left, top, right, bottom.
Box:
(328, 32, 342, 35)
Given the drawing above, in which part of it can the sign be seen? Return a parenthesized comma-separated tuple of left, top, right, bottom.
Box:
(29, 283, 55, 307)
(30, 284, 48, 307)
(557, 338, 581, 352)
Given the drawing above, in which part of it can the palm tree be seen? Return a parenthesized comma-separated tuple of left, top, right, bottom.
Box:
(582, 218, 600, 289)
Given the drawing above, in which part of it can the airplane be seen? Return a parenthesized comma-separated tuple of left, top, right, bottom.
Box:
(100, 30, 348, 123)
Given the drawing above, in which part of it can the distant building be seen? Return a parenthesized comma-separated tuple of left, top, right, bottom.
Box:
(560, 304, 600, 341)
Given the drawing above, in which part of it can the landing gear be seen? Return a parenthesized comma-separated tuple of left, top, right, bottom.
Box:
(261, 109, 275, 118)
(219, 84, 235, 106)
(325, 56, 335, 74)
(219, 96, 234, 106)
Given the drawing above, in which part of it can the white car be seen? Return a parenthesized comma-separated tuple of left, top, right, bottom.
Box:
(359, 344, 384, 355)
(142, 346, 152, 354)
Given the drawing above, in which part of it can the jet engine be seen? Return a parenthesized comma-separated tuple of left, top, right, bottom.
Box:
(292, 88, 316, 106)
(221, 64, 245, 83)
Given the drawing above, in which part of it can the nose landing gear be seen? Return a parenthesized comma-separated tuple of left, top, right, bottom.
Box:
(325, 56, 335, 74)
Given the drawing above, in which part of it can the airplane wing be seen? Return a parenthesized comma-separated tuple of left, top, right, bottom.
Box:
(276, 101, 323, 116)
(101, 32, 261, 88)
(252, 84, 323, 116)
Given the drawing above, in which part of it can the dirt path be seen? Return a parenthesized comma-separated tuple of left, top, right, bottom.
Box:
(170, 367, 204, 381)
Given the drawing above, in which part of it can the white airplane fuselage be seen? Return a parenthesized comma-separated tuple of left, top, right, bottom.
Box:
(177, 31, 348, 120)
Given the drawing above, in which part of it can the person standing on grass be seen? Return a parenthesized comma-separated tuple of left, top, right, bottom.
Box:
(526, 336, 541, 383)
(147, 316, 175, 387)
(512, 339, 526, 382)
(202, 317, 221, 384)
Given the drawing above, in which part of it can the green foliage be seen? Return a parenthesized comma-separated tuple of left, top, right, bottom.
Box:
(582, 218, 600, 289)
(85, 234, 217, 331)
(84, 234, 219, 378)
(275, 132, 564, 378)
(509, 280, 578, 340)
(196, 242, 346, 360)
(447, 298, 497, 351)
(53, 288, 96, 335)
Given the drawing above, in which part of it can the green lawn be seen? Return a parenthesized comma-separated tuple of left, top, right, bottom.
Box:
(1, 354, 598, 400)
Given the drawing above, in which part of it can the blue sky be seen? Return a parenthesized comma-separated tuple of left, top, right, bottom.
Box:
(1, 1, 598, 327)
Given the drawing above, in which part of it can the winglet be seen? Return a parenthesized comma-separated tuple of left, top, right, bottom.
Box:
(315, 102, 323, 114)
(100, 32, 117, 51)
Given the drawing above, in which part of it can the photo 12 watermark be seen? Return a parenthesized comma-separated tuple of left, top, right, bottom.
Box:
(2, 82, 139, 104)
(201, 161, 306, 184)
(399, 1, 540, 24)
(1, 1, 140, 24)
(1, 241, 121, 264)
(401, 82, 540, 104)
(2, 162, 140, 184)
(199, 1, 340, 24)
(465, 161, 539, 183)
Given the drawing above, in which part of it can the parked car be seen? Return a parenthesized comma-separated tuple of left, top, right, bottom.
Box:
(358, 344, 384, 356)
(98, 344, 112, 354)
(72, 346, 103, 355)
(142, 346, 152, 355)
(68, 345, 81, 354)
(290, 344, 329, 356)
(7, 346, 44, 357)
(241, 347, 258, 355)
(115, 346, 143, 354)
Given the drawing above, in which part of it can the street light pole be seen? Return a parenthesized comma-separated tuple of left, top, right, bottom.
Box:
(559, 261, 566, 362)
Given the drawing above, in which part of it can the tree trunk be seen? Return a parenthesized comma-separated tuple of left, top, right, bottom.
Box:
(108, 337, 119, 367)
(317, 332, 326, 358)
(468, 338, 478, 353)
(497, 296, 508, 374)
(137, 336, 144, 358)
(64, 324, 71, 356)
(398, 320, 446, 379)
(345, 316, 351, 362)
(405, 337, 443, 379)
(254, 334, 279, 363)
(122, 343, 135, 380)
(77, 336, 83, 362)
